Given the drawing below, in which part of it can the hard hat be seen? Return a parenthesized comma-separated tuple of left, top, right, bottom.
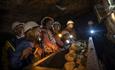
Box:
(88, 20, 94, 25)
(53, 21, 61, 25)
(41, 16, 54, 27)
(67, 20, 74, 25)
(52, 21, 61, 30)
(12, 21, 24, 30)
(24, 21, 39, 32)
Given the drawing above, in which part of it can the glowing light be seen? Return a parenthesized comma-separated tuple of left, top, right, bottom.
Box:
(70, 35, 73, 38)
(66, 40, 70, 44)
(90, 30, 95, 34)
(58, 34, 62, 38)
(38, 37, 41, 41)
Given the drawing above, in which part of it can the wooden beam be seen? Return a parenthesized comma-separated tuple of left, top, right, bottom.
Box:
(33, 51, 60, 66)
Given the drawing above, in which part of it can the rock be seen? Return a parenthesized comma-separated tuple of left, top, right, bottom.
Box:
(64, 62, 75, 70)
(65, 50, 77, 62)
(69, 43, 78, 51)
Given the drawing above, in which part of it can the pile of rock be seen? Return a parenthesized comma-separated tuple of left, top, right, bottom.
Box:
(64, 41, 87, 70)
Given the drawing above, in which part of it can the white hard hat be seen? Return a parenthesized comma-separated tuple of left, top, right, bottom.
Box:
(67, 20, 74, 25)
(41, 16, 54, 27)
(24, 21, 39, 32)
(12, 21, 24, 30)
(52, 21, 61, 27)
(53, 21, 59, 24)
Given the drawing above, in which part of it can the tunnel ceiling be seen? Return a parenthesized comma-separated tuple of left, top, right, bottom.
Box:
(0, 0, 103, 32)
(0, 0, 97, 22)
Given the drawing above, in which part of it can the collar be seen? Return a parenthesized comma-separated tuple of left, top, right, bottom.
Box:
(16, 35, 24, 39)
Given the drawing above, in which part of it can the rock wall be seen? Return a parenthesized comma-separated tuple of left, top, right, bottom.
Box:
(0, 0, 95, 32)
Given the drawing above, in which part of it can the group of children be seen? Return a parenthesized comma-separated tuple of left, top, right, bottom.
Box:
(2, 16, 77, 70)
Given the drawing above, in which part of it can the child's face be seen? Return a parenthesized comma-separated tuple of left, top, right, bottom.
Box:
(67, 24, 74, 29)
(14, 24, 24, 36)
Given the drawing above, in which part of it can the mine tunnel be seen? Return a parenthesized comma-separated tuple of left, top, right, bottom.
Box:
(0, 0, 115, 70)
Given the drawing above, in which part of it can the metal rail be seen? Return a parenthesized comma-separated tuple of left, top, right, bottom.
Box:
(87, 37, 100, 70)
